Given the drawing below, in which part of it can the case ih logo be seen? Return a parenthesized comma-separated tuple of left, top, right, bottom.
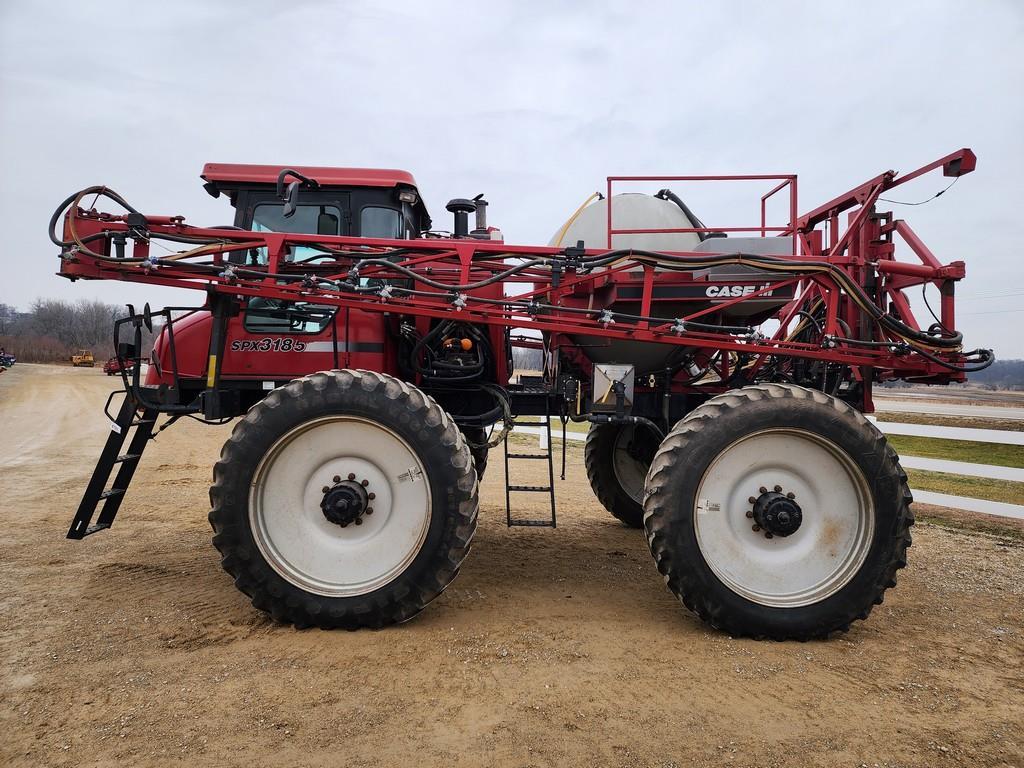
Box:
(706, 283, 774, 298)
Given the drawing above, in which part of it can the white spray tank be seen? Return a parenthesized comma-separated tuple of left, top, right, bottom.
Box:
(547, 191, 791, 373)
(549, 192, 701, 252)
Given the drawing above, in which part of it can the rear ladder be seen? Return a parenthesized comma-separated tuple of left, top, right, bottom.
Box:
(504, 407, 557, 528)
(67, 394, 158, 539)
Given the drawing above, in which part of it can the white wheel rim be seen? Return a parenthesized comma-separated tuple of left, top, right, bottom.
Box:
(249, 416, 432, 597)
(693, 428, 874, 608)
(611, 425, 652, 504)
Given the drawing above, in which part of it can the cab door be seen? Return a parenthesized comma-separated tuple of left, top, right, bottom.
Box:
(221, 299, 340, 380)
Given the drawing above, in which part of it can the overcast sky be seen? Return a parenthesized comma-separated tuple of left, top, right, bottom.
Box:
(2, 1, 1022, 356)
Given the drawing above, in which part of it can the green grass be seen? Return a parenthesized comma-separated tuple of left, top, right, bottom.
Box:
(876, 411, 1024, 433)
(905, 469, 1024, 506)
(887, 435, 1024, 469)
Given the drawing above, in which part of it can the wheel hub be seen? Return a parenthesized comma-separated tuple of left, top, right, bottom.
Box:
(320, 474, 374, 528)
(749, 486, 802, 538)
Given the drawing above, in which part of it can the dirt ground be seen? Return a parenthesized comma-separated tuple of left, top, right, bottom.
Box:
(1, 364, 1022, 768)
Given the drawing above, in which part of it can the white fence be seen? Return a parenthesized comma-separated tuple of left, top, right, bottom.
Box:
(514, 418, 1024, 521)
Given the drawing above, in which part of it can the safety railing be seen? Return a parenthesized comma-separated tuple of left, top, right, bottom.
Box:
(605, 174, 799, 254)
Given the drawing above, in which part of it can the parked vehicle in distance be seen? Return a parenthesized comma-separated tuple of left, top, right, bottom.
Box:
(0, 352, 15, 369)
(103, 356, 135, 376)
(71, 349, 95, 367)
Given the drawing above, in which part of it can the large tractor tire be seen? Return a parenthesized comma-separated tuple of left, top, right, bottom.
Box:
(209, 370, 478, 629)
(460, 426, 489, 481)
(585, 423, 660, 528)
(643, 384, 913, 640)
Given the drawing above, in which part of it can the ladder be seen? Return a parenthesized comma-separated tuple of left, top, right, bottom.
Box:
(504, 405, 557, 528)
(66, 394, 158, 539)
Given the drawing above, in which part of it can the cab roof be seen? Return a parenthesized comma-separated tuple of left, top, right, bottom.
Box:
(201, 163, 418, 189)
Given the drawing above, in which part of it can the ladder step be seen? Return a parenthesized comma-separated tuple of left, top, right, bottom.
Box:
(99, 488, 125, 499)
(506, 453, 548, 460)
(514, 420, 550, 427)
(507, 485, 552, 492)
(508, 519, 556, 527)
(84, 523, 111, 536)
(114, 453, 141, 463)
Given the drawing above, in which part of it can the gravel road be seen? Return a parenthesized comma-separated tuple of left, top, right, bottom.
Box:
(2, 365, 1022, 768)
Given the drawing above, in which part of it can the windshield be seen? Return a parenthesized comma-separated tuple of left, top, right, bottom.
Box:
(249, 202, 342, 264)
(252, 203, 341, 236)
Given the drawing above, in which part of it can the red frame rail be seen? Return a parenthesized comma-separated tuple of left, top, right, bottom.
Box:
(54, 149, 981, 409)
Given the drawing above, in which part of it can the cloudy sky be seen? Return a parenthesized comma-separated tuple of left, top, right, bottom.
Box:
(2, 1, 1021, 356)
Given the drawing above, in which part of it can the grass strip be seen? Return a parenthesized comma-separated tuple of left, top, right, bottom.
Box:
(906, 469, 1024, 506)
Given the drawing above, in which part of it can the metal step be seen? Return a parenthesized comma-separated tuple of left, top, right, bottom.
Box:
(67, 396, 157, 540)
(505, 402, 557, 528)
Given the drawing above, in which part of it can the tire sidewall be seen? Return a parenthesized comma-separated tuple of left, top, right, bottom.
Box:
(586, 423, 647, 528)
(645, 389, 904, 637)
(216, 371, 474, 622)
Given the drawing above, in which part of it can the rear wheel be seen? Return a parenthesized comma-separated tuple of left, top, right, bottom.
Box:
(643, 384, 913, 640)
(585, 423, 659, 528)
(209, 370, 478, 628)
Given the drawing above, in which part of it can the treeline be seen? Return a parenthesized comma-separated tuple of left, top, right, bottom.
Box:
(0, 299, 124, 364)
(968, 359, 1024, 390)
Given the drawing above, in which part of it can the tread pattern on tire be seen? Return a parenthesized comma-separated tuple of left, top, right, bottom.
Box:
(209, 369, 479, 629)
(460, 426, 489, 481)
(643, 383, 914, 640)
(585, 424, 646, 528)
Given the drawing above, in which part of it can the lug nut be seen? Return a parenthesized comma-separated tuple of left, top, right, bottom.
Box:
(368, 492, 376, 500)
(759, 486, 767, 494)
(745, 510, 753, 518)
(366, 507, 374, 515)
(765, 532, 774, 539)
(787, 492, 795, 499)
(774, 485, 782, 493)
(748, 496, 757, 504)
(333, 475, 341, 483)
(348, 473, 356, 481)
(361, 479, 369, 487)
(340, 521, 348, 528)
(322, 486, 330, 493)
(752, 524, 761, 532)
(354, 518, 362, 525)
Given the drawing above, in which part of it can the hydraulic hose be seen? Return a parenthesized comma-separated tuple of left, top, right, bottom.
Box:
(53, 187, 977, 363)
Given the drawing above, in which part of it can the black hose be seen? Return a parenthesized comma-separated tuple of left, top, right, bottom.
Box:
(655, 189, 709, 241)
(52, 186, 968, 359)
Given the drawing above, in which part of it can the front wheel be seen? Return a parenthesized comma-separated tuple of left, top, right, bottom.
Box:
(209, 370, 478, 629)
(643, 384, 913, 640)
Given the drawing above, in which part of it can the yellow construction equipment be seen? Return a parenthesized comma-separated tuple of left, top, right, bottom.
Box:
(70, 349, 95, 367)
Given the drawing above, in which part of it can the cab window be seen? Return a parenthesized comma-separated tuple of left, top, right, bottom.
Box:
(244, 298, 334, 334)
(248, 202, 343, 265)
(360, 206, 404, 239)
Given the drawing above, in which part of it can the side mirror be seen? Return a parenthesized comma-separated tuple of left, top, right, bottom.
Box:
(276, 169, 320, 219)
(283, 180, 301, 218)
